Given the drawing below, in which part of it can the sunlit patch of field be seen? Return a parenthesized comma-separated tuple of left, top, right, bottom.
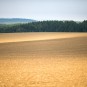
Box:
(0, 32, 87, 43)
(0, 33, 87, 87)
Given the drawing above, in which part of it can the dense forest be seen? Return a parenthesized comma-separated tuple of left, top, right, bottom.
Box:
(0, 20, 87, 32)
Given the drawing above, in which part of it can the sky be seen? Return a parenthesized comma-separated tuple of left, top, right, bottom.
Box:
(0, 0, 87, 21)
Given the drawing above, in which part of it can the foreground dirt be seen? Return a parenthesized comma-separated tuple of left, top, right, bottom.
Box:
(0, 33, 87, 87)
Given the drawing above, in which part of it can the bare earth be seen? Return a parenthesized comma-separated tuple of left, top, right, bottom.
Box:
(0, 32, 87, 87)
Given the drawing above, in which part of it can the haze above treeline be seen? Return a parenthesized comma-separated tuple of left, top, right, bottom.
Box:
(0, 18, 87, 32)
(0, 18, 86, 24)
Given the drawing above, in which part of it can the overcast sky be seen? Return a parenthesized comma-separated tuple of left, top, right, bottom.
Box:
(0, 0, 87, 21)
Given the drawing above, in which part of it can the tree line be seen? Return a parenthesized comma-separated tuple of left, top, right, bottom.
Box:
(0, 20, 87, 33)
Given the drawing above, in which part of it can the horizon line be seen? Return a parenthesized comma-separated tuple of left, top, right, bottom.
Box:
(0, 17, 86, 22)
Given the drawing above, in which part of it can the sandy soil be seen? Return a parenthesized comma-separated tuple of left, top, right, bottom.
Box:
(0, 33, 87, 87)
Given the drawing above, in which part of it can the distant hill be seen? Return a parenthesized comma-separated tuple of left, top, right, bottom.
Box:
(0, 18, 36, 24)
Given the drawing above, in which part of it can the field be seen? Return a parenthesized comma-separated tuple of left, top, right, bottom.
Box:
(0, 32, 87, 87)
